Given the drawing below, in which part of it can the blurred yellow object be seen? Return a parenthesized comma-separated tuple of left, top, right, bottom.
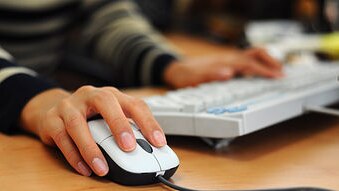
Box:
(321, 32, 339, 58)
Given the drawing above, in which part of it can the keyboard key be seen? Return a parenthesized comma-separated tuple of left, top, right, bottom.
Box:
(224, 105, 248, 113)
(207, 107, 227, 115)
(207, 105, 248, 114)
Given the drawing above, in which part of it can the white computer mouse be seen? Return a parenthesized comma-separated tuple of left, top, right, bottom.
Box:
(88, 119, 180, 185)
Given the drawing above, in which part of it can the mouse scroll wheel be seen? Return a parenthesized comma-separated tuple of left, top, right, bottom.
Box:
(136, 139, 153, 153)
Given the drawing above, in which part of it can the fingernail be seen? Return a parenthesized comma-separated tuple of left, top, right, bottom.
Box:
(77, 161, 92, 176)
(153, 130, 167, 146)
(92, 158, 108, 176)
(120, 132, 135, 150)
(217, 68, 233, 78)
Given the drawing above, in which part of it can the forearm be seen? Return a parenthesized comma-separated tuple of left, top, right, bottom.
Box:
(80, 0, 179, 87)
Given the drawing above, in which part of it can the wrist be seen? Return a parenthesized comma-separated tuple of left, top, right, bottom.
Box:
(20, 88, 70, 136)
(149, 54, 178, 86)
(163, 60, 185, 88)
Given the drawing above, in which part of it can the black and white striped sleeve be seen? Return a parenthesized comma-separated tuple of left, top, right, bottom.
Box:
(0, 47, 55, 134)
(81, 0, 180, 87)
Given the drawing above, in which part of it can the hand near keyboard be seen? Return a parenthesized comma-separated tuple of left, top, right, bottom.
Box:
(163, 48, 283, 88)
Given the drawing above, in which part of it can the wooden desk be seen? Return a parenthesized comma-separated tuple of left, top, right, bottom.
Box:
(1, 34, 339, 190)
(1, 103, 339, 191)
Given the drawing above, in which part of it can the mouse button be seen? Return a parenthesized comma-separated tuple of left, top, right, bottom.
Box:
(88, 119, 112, 143)
(132, 128, 144, 139)
(100, 137, 161, 173)
(129, 121, 140, 131)
(136, 139, 153, 153)
(151, 145, 180, 171)
(129, 122, 145, 139)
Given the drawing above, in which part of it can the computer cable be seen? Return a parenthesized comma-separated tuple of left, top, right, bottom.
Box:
(157, 175, 332, 191)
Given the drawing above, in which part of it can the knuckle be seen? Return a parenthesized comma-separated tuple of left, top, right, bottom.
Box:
(64, 148, 80, 163)
(109, 116, 127, 127)
(77, 85, 95, 94)
(130, 97, 148, 108)
(41, 112, 56, 130)
(52, 128, 67, 144)
(58, 99, 72, 112)
(106, 86, 119, 94)
(45, 108, 57, 118)
(65, 114, 82, 130)
(80, 143, 98, 158)
(90, 90, 113, 104)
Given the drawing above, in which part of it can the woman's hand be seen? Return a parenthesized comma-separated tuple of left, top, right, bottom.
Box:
(164, 48, 283, 88)
(20, 86, 166, 177)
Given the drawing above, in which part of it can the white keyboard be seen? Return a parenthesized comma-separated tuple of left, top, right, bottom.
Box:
(145, 62, 339, 142)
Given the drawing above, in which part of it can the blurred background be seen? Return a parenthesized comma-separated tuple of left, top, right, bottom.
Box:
(133, 0, 339, 74)
(138, 0, 338, 43)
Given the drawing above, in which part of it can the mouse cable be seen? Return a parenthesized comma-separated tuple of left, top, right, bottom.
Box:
(157, 175, 331, 191)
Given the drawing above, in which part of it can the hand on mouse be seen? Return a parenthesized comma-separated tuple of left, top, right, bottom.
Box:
(163, 48, 283, 88)
(19, 86, 166, 177)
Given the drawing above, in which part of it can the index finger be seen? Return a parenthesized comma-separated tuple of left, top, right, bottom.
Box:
(104, 87, 167, 148)
(245, 48, 283, 70)
(86, 89, 136, 152)
(243, 59, 281, 78)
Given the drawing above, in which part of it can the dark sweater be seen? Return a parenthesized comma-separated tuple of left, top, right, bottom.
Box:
(0, 0, 179, 86)
(0, 0, 179, 134)
(0, 47, 55, 134)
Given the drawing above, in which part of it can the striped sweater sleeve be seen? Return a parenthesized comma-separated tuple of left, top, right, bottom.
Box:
(0, 47, 55, 134)
(81, 0, 180, 87)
